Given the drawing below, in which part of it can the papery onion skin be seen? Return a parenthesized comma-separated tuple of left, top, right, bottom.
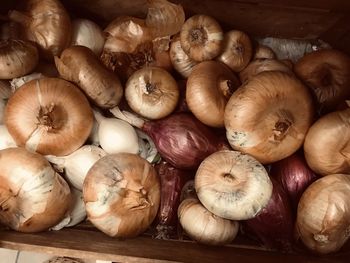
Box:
(0, 147, 71, 232)
(0, 125, 16, 150)
(0, 39, 39, 80)
(294, 49, 350, 113)
(270, 153, 318, 212)
(83, 153, 160, 238)
(154, 162, 193, 238)
(186, 61, 240, 127)
(71, 19, 105, 55)
(217, 30, 253, 72)
(195, 150, 273, 220)
(180, 15, 223, 62)
(4, 78, 93, 156)
(304, 109, 350, 175)
(178, 198, 239, 245)
(243, 177, 294, 251)
(125, 67, 179, 120)
(55, 45, 123, 109)
(9, 0, 72, 59)
(296, 174, 350, 254)
(239, 59, 292, 83)
(225, 71, 314, 164)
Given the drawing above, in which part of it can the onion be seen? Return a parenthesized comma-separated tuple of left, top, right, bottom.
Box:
(178, 198, 239, 245)
(0, 80, 11, 99)
(186, 61, 240, 127)
(83, 153, 160, 238)
(51, 188, 86, 230)
(254, 45, 276, 60)
(217, 30, 253, 72)
(8, 0, 72, 59)
(71, 19, 105, 55)
(45, 145, 107, 190)
(195, 150, 272, 220)
(180, 15, 223, 62)
(296, 174, 350, 254)
(10, 72, 46, 92)
(0, 125, 16, 150)
(304, 108, 350, 175)
(4, 78, 93, 156)
(93, 110, 139, 155)
(270, 153, 318, 212)
(137, 129, 158, 163)
(225, 71, 314, 164)
(125, 67, 179, 120)
(154, 162, 193, 239)
(110, 108, 223, 169)
(294, 49, 350, 113)
(0, 147, 71, 232)
(239, 58, 292, 83)
(55, 45, 123, 109)
(0, 99, 5, 124)
(243, 177, 294, 251)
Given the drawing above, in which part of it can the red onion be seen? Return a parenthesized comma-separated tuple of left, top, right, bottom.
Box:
(270, 153, 318, 213)
(154, 162, 194, 239)
(243, 177, 294, 251)
(110, 108, 223, 169)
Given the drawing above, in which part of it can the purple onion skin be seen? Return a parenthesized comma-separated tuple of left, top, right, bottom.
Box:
(270, 153, 318, 213)
(143, 113, 221, 169)
(243, 178, 294, 251)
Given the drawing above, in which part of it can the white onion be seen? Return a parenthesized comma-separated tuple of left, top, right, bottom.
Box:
(51, 188, 86, 230)
(0, 125, 16, 150)
(71, 18, 106, 55)
(45, 145, 107, 190)
(94, 110, 139, 154)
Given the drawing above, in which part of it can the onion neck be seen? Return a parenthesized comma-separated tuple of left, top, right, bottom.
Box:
(8, 10, 32, 27)
(37, 103, 63, 131)
(190, 27, 207, 45)
(273, 119, 292, 141)
(219, 79, 235, 98)
(109, 107, 145, 129)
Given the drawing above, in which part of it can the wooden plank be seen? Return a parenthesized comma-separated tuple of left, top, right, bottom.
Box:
(0, 229, 349, 263)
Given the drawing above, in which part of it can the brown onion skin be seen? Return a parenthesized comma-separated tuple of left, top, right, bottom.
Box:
(270, 153, 318, 213)
(155, 162, 194, 233)
(243, 177, 294, 251)
(143, 113, 222, 169)
(294, 49, 350, 114)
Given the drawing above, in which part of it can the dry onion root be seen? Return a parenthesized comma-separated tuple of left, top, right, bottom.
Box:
(178, 198, 239, 245)
(0, 147, 71, 232)
(83, 153, 160, 238)
(239, 58, 292, 83)
(8, 0, 72, 59)
(186, 61, 240, 127)
(294, 49, 350, 114)
(296, 174, 350, 254)
(304, 109, 350, 175)
(125, 67, 179, 120)
(195, 150, 273, 220)
(180, 15, 223, 62)
(225, 71, 313, 164)
(4, 78, 93, 156)
(0, 39, 39, 80)
(55, 46, 123, 109)
(217, 30, 253, 72)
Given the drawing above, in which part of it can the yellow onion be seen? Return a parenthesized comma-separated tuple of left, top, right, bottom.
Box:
(9, 0, 72, 59)
(304, 109, 350, 175)
(0, 147, 71, 232)
(195, 150, 273, 220)
(217, 30, 253, 72)
(296, 174, 350, 254)
(254, 45, 276, 60)
(4, 78, 93, 156)
(180, 15, 223, 62)
(178, 198, 239, 245)
(0, 39, 39, 79)
(239, 59, 292, 83)
(294, 49, 350, 113)
(125, 67, 179, 120)
(225, 71, 313, 164)
(186, 61, 240, 127)
(169, 35, 198, 78)
(55, 45, 123, 108)
(83, 153, 160, 238)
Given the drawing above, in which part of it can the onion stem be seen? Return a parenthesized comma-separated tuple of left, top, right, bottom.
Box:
(109, 107, 145, 129)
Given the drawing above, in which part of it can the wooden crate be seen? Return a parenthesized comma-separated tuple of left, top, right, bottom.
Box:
(1, 0, 350, 262)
